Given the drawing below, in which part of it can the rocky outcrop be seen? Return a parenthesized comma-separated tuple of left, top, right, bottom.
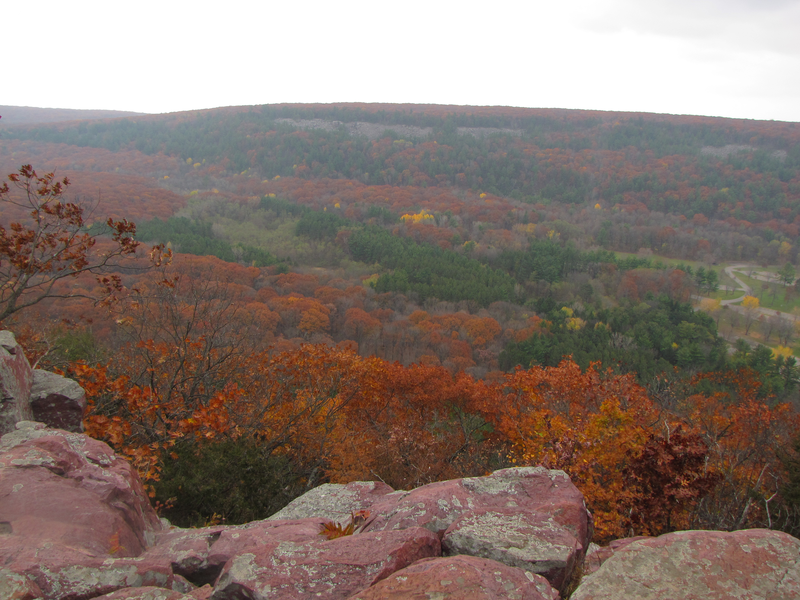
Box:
(1, 335, 799, 600)
(581, 536, 649, 577)
(0, 331, 34, 434)
(141, 466, 588, 598)
(213, 527, 440, 599)
(267, 480, 395, 523)
(442, 507, 585, 592)
(1, 420, 585, 599)
(4, 420, 800, 599)
(571, 529, 800, 599)
(347, 555, 560, 600)
(29, 368, 87, 432)
(361, 466, 591, 594)
(0, 331, 86, 435)
(0, 421, 166, 598)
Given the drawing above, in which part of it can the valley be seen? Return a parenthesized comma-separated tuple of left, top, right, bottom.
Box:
(1, 102, 799, 540)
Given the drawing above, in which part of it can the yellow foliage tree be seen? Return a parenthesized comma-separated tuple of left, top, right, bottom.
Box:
(566, 317, 586, 331)
(773, 345, 793, 358)
(699, 298, 721, 313)
(742, 295, 760, 335)
(400, 210, 435, 224)
(699, 298, 722, 324)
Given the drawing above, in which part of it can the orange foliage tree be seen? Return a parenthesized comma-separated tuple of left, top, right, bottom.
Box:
(328, 361, 495, 489)
(69, 260, 799, 540)
(681, 370, 800, 531)
(481, 359, 666, 541)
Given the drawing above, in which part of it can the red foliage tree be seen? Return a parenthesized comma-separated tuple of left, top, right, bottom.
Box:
(0, 165, 142, 321)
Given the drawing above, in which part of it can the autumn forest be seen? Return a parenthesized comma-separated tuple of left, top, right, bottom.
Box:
(2, 103, 800, 543)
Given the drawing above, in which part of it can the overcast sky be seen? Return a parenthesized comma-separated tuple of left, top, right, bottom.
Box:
(4, 0, 799, 122)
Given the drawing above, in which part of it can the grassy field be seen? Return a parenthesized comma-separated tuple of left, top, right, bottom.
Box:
(728, 272, 800, 313)
(612, 252, 717, 272)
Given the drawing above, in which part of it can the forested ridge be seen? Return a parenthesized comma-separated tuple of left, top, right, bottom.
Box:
(2, 103, 800, 543)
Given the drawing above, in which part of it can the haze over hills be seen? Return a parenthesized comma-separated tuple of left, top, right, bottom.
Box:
(0, 105, 145, 126)
(1, 102, 799, 538)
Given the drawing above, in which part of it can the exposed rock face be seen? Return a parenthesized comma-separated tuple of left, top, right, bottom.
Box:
(93, 587, 211, 600)
(346, 555, 560, 600)
(12, 553, 174, 600)
(571, 529, 800, 599)
(0, 566, 44, 600)
(267, 465, 594, 592)
(3, 420, 800, 599)
(212, 527, 440, 599)
(29, 368, 87, 432)
(0, 421, 166, 598)
(442, 507, 585, 592)
(363, 466, 591, 592)
(0, 331, 34, 435)
(135, 468, 588, 598)
(0, 330, 89, 434)
(367, 467, 590, 540)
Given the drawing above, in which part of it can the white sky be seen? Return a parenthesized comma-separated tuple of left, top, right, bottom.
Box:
(4, 0, 800, 122)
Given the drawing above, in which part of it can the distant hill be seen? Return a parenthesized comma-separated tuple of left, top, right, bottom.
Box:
(0, 105, 145, 127)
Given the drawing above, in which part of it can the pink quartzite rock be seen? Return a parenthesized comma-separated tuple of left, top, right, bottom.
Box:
(142, 518, 331, 587)
(346, 555, 560, 600)
(442, 506, 585, 592)
(205, 517, 330, 574)
(366, 467, 591, 545)
(94, 590, 193, 600)
(0, 422, 165, 598)
(141, 525, 228, 586)
(0, 331, 33, 435)
(0, 567, 43, 600)
(365, 468, 591, 591)
(267, 480, 395, 523)
(0, 422, 162, 558)
(94, 586, 212, 599)
(3, 547, 174, 600)
(571, 528, 800, 600)
(29, 369, 87, 433)
(581, 536, 649, 577)
(212, 526, 441, 599)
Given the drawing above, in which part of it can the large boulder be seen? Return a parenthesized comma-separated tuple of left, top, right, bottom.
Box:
(346, 555, 560, 600)
(442, 507, 585, 592)
(0, 330, 92, 434)
(0, 421, 164, 598)
(571, 528, 800, 599)
(0, 567, 43, 600)
(0, 331, 34, 435)
(143, 518, 333, 587)
(0, 421, 162, 556)
(366, 467, 591, 541)
(211, 527, 441, 599)
(267, 480, 394, 523)
(29, 368, 87, 432)
(5, 550, 174, 600)
(93, 586, 213, 600)
(364, 466, 591, 590)
(205, 518, 332, 574)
